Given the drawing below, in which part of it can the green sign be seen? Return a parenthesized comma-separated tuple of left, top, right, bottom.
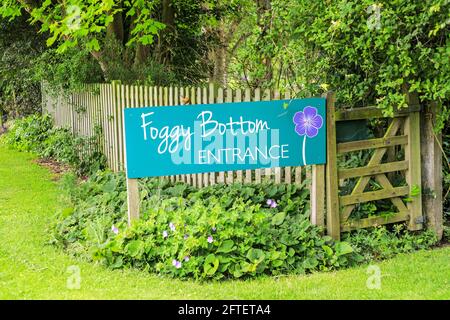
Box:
(123, 98, 326, 178)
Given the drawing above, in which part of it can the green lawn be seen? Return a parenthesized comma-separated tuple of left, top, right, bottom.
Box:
(0, 145, 448, 300)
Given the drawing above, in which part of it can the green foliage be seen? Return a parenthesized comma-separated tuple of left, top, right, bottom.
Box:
(1, 114, 106, 176)
(50, 171, 362, 280)
(228, 0, 450, 120)
(443, 225, 450, 242)
(34, 49, 104, 92)
(343, 224, 438, 262)
(51, 169, 439, 280)
(0, 15, 47, 117)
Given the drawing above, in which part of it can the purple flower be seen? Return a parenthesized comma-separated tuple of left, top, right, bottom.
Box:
(169, 222, 176, 232)
(111, 225, 119, 235)
(266, 199, 277, 208)
(172, 259, 182, 269)
(162, 230, 168, 239)
(293, 106, 323, 138)
(212, 227, 216, 232)
(184, 256, 190, 262)
(207, 236, 214, 244)
(184, 234, 189, 240)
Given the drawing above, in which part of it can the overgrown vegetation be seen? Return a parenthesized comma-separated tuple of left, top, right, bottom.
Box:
(47, 169, 438, 280)
(50, 171, 357, 279)
(0, 15, 47, 118)
(1, 114, 106, 176)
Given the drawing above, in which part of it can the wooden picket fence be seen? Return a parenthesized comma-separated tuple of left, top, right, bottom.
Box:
(43, 82, 426, 240)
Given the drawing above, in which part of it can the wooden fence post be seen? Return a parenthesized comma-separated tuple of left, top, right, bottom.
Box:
(126, 178, 140, 225)
(325, 92, 341, 240)
(122, 101, 140, 225)
(405, 92, 423, 231)
(311, 164, 325, 228)
(420, 101, 443, 239)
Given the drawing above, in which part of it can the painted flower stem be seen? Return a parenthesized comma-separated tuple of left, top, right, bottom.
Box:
(302, 135, 307, 165)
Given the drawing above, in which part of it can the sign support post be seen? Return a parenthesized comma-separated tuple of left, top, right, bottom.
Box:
(126, 178, 140, 226)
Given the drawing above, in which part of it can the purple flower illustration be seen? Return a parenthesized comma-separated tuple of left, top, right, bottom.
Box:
(162, 230, 168, 239)
(169, 222, 176, 232)
(172, 259, 182, 269)
(207, 236, 214, 244)
(266, 199, 277, 208)
(184, 234, 189, 240)
(111, 225, 119, 235)
(293, 106, 323, 165)
(212, 227, 216, 232)
(184, 256, 190, 262)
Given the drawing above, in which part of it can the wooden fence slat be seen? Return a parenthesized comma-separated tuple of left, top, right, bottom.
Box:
(244, 88, 252, 184)
(217, 87, 225, 184)
(283, 90, 292, 184)
(225, 88, 234, 184)
(234, 88, 244, 183)
(337, 135, 408, 154)
(340, 186, 410, 206)
(254, 88, 262, 184)
(341, 211, 409, 232)
(335, 106, 417, 121)
(263, 88, 272, 181)
(209, 83, 217, 185)
(338, 160, 409, 180)
(202, 86, 209, 186)
(196, 87, 203, 187)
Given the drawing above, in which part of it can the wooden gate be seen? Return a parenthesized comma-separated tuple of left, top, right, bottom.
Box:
(325, 93, 423, 240)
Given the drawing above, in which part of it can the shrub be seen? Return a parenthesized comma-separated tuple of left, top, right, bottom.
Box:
(343, 224, 438, 262)
(2, 113, 53, 152)
(2, 114, 106, 176)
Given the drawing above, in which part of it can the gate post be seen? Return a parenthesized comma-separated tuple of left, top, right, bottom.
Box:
(420, 101, 443, 239)
(325, 92, 341, 240)
(405, 92, 423, 231)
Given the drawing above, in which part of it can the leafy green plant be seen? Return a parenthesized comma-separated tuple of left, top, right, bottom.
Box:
(50, 168, 442, 280)
(343, 224, 438, 262)
(1, 114, 106, 176)
(50, 171, 362, 280)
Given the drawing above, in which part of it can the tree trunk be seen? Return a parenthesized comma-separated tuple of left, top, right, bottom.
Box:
(106, 11, 124, 44)
(157, 0, 175, 64)
(211, 26, 227, 86)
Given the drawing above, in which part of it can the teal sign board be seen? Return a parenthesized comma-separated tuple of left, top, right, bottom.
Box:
(123, 98, 326, 178)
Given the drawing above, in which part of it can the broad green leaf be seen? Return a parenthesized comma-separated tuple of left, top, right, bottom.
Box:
(217, 240, 234, 253)
(335, 242, 354, 256)
(271, 212, 286, 226)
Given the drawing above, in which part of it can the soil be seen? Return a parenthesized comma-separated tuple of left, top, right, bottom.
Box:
(33, 158, 71, 181)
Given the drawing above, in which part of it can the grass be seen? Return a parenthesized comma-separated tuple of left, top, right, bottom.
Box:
(0, 145, 449, 300)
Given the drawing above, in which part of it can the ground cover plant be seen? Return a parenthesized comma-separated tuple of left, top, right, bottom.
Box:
(49, 169, 439, 280)
(51, 171, 362, 280)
